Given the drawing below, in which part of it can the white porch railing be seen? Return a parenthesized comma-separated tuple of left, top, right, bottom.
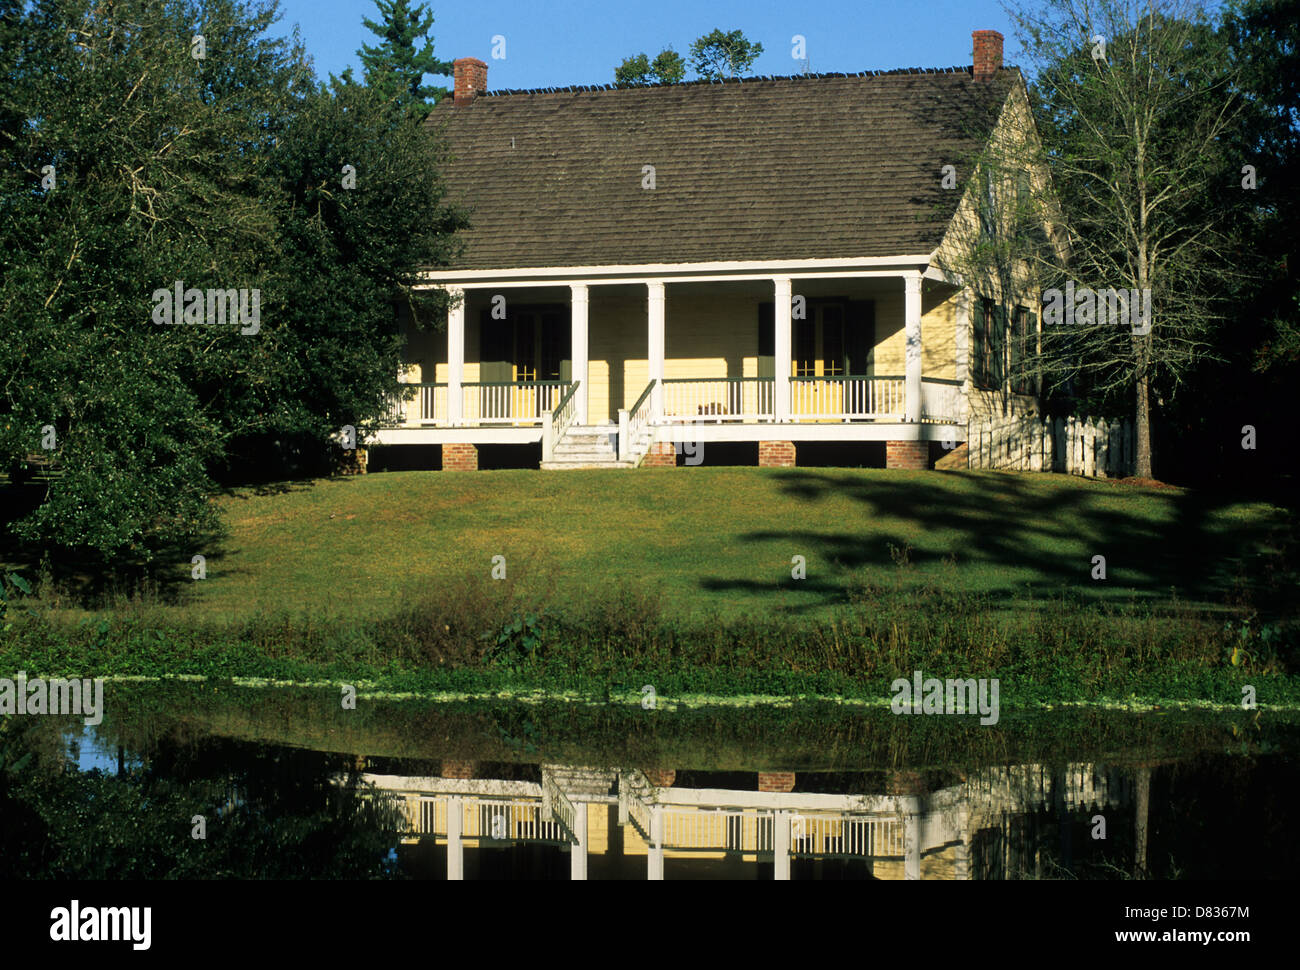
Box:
(462, 381, 571, 425)
(919, 378, 964, 424)
(789, 813, 906, 858)
(659, 808, 775, 853)
(619, 380, 657, 463)
(386, 383, 448, 425)
(790, 376, 905, 420)
(661, 378, 774, 423)
(401, 795, 570, 843)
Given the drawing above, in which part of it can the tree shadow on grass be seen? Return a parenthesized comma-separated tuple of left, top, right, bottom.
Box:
(216, 478, 323, 500)
(697, 470, 1287, 616)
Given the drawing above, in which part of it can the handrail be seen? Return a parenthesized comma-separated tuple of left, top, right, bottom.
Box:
(629, 379, 656, 416)
(621, 379, 658, 464)
(551, 380, 580, 422)
(544, 380, 581, 462)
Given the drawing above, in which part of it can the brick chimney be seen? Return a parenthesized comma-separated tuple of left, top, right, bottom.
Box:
(972, 30, 1003, 81)
(453, 57, 488, 106)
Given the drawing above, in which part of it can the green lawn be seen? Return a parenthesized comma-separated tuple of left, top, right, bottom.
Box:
(122, 467, 1285, 625)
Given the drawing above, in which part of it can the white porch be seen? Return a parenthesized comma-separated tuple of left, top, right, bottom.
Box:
(369, 260, 971, 462)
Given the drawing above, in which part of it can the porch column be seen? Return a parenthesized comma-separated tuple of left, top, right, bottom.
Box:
(773, 277, 792, 421)
(904, 273, 922, 423)
(570, 801, 589, 881)
(647, 804, 665, 880)
(446, 796, 464, 880)
(773, 811, 792, 881)
(447, 286, 465, 427)
(570, 283, 589, 425)
(647, 282, 665, 420)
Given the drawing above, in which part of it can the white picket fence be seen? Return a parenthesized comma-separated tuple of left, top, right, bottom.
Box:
(967, 414, 1135, 478)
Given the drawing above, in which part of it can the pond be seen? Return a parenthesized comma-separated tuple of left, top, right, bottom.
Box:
(2, 682, 1295, 880)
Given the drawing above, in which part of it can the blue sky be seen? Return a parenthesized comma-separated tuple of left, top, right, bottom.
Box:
(275, 0, 1024, 90)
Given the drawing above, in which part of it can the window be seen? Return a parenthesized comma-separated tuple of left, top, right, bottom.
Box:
(1009, 306, 1028, 394)
(974, 298, 993, 389)
(979, 168, 998, 240)
(1016, 305, 1039, 396)
(973, 298, 1008, 391)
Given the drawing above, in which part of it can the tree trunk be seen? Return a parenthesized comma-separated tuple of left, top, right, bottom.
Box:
(1135, 372, 1152, 478)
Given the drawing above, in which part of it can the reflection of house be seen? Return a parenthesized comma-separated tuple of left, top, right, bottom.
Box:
(362, 762, 1139, 880)
(370, 30, 1047, 471)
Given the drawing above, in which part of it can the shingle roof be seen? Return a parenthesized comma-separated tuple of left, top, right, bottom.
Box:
(425, 67, 1014, 271)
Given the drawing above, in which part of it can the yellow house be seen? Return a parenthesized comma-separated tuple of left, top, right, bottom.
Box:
(370, 30, 1047, 471)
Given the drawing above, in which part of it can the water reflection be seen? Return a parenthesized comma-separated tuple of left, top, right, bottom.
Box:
(373, 761, 1158, 880)
(2, 702, 1295, 880)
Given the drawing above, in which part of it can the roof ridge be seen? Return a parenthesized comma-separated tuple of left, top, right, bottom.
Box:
(479, 65, 1001, 98)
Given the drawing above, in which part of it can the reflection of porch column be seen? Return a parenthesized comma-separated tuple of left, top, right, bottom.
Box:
(1134, 765, 1150, 878)
(447, 796, 464, 880)
(447, 287, 465, 427)
(648, 282, 665, 419)
(904, 274, 922, 423)
(571, 284, 589, 425)
(955, 810, 971, 880)
(774, 811, 792, 880)
(903, 798, 921, 880)
(774, 277, 792, 421)
(571, 801, 589, 880)
(648, 804, 665, 880)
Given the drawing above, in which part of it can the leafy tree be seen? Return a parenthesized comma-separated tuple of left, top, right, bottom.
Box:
(1220, 0, 1300, 375)
(0, 0, 467, 576)
(614, 48, 686, 87)
(689, 28, 764, 80)
(613, 29, 761, 86)
(1149, 0, 1300, 485)
(614, 53, 653, 88)
(650, 48, 687, 85)
(1005, 0, 1243, 478)
(357, 0, 453, 118)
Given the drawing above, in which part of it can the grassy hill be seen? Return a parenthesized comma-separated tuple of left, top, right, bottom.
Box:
(3, 468, 1294, 703)
(133, 467, 1286, 623)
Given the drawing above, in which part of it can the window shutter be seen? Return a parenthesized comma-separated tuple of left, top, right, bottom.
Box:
(480, 307, 512, 384)
(847, 301, 874, 377)
(757, 302, 774, 379)
(1008, 307, 1023, 393)
(993, 304, 1008, 387)
(1028, 310, 1039, 396)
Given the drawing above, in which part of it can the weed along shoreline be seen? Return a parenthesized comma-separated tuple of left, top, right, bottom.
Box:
(11, 671, 1300, 714)
(3, 610, 1297, 711)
